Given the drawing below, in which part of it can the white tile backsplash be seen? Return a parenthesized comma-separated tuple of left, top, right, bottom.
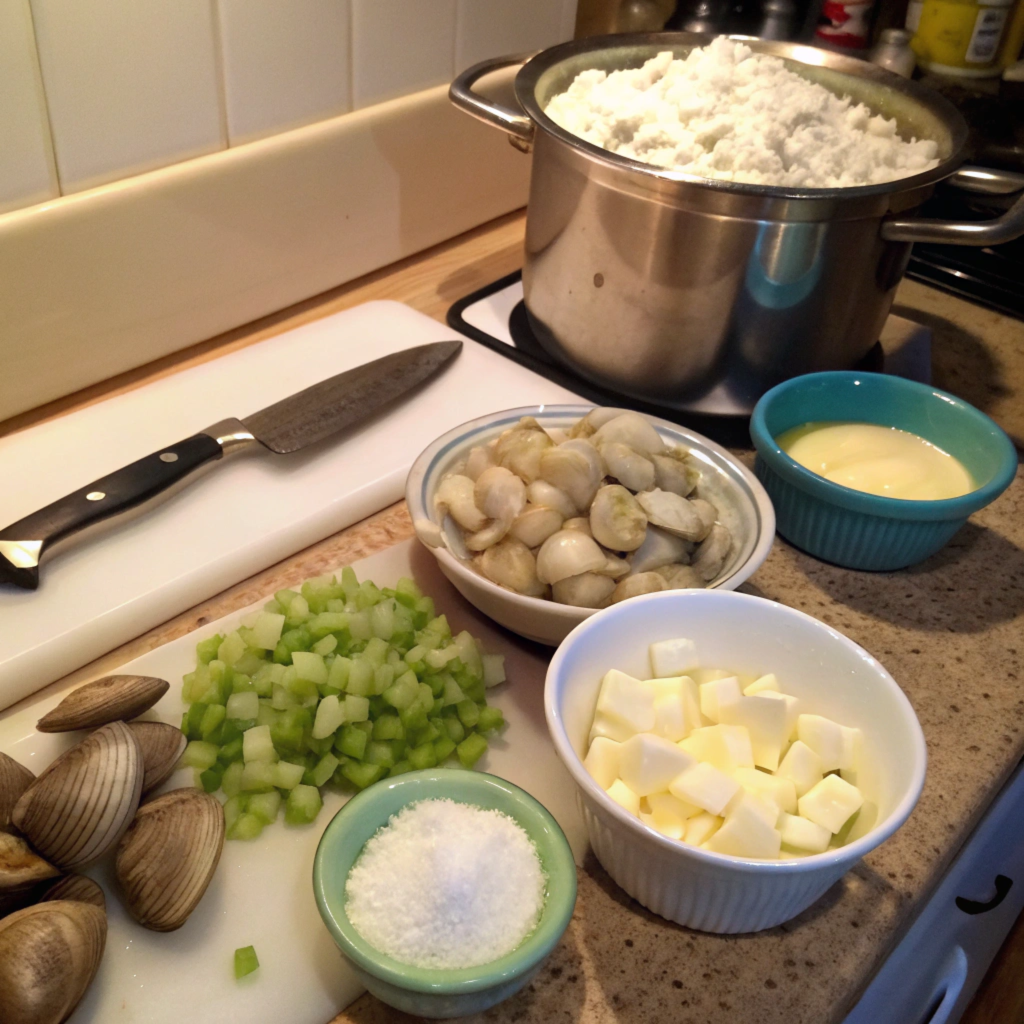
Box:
(30, 0, 225, 195)
(352, 0, 456, 110)
(455, 0, 577, 72)
(217, 0, 352, 145)
(0, 0, 57, 214)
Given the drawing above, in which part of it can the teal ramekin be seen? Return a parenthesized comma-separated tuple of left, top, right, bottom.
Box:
(312, 769, 577, 1019)
(750, 372, 1018, 571)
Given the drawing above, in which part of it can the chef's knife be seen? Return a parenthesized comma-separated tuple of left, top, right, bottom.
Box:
(0, 340, 462, 590)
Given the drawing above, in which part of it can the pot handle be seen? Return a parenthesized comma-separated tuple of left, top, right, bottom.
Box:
(450, 54, 536, 150)
(881, 166, 1024, 245)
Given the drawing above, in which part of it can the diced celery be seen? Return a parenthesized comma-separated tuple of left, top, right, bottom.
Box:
(433, 737, 457, 763)
(411, 721, 441, 746)
(336, 724, 368, 760)
(361, 637, 387, 667)
(383, 672, 418, 711)
(388, 760, 412, 777)
(218, 631, 247, 667)
(415, 683, 435, 714)
(309, 753, 340, 788)
(272, 761, 306, 790)
(312, 634, 337, 656)
(399, 704, 429, 731)
(364, 740, 396, 769)
(482, 654, 506, 688)
(312, 694, 346, 739)
(274, 588, 299, 610)
(306, 735, 334, 757)
(339, 566, 359, 598)
(370, 600, 395, 640)
(408, 742, 438, 770)
(307, 611, 347, 640)
(477, 706, 505, 733)
(456, 699, 480, 729)
(181, 740, 219, 771)
(218, 737, 244, 766)
(251, 611, 286, 650)
(241, 760, 277, 792)
(425, 645, 461, 671)
(285, 785, 323, 824)
(345, 694, 370, 723)
(226, 691, 260, 721)
(395, 576, 423, 606)
(372, 714, 404, 741)
(346, 659, 373, 696)
(327, 655, 352, 692)
(248, 791, 282, 824)
(196, 634, 224, 665)
(227, 812, 264, 841)
(230, 673, 255, 695)
(347, 612, 372, 641)
(341, 761, 384, 790)
(234, 945, 260, 979)
(454, 631, 484, 680)
(404, 644, 427, 668)
(221, 761, 245, 797)
(285, 594, 310, 624)
(253, 662, 285, 696)
(457, 732, 488, 768)
(442, 675, 466, 706)
(271, 684, 298, 711)
(255, 703, 280, 729)
(242, 725, 277, 763)
(200, 767, 223, 793)
(223, 794, 247, 829)
(373, 664, 395, 696)
(274, 626, 312, 664)
(271, 707, 311, 752)
(292, 651, 328, 685)
(443, 716, 466, 743)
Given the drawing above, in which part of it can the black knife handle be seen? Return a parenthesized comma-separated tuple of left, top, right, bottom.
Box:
(0, 433, 224, 590)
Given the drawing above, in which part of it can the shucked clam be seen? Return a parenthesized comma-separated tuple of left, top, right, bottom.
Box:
(436, 408, 735, 610)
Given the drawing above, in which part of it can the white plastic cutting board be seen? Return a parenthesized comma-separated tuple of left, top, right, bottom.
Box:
(0, 301, 581, 711)
(0, 540, 587, 1024)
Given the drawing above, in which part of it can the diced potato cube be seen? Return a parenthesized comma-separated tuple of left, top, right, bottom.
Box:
(778, 812, 831, 853)
(841, 726, 863, 774)
(759, 691, 801, 740)
(649, 676, 683, 699)
(584, 737, 621, 790)
(606, 778, 640, 816)
(653, 693, 687, 742)
(704, 798, 782, 859)
(797, 715, 848, 772)
(699, 677, 741, 724)
(775, 740, 823, 797)
(724, 789, 780, 829)
(669, 761, 740, 815)
(640, 793, 694, 841)
(596, 670, 656, 737)
(798, 774, 864, 833)
(590, 713, 634, 744)
(744, 673, 779, 695)
(649, 637, 696, 678)
(679, 725, 754, 774)
(733, 766, 797, 815)
(619, 734, 697, 796)
(719, 695, 788, 771)
(648, 791, 700, 821)
(684, 812, 722, 846)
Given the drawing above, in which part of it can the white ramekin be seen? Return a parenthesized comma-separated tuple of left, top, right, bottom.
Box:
(544, 589, 927, 933)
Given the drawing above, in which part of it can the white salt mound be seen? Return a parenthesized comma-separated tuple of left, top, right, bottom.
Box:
(345, 798, 546, 970)
(543, 37, 939, 188)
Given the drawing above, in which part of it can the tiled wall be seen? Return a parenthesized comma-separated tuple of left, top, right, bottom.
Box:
(0, 0, 577, 214)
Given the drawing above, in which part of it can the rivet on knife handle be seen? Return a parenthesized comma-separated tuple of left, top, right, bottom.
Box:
(0, 433, 228, 590)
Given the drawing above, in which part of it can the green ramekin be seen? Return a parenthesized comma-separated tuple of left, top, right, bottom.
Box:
(750, 372, 1018, 571)
(312, 769, 577, 1019)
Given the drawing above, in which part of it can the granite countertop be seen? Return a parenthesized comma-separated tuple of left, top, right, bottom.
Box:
(332, 278, 1024, 1024)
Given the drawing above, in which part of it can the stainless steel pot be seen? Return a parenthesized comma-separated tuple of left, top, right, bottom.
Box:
(451, 34, 1024, 412)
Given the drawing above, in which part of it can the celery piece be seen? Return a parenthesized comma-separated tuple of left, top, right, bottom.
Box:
(370, 601, 395, 640)
(482, 654, 506, 688)
(242, 725, 276, 763)
(327, 655, 352, 692)
(345, 694, 370, 723)
(196, 634, 225, 666)
(312, 634, 337, 657)
(234, 946, 260, 979)
(346, 659, 373, 696)
(285, 784, 323, 824)
(326, 598, 346, 613)
(181, 740, 219, 772)
(312, 694, 346, 740)
(221, 761, 245, 797)
(404, 644, 427, 668)
(341, 761, 384, 790)
(309, 611, 349, 639)
(306, 735, 334, 757)
(183, 702, 207, 740)
(227, 812, 264, 841)
(348, 612, 372, 641)
(275, 626, 312, 664)
(255, 703, 280, 729)
(477, 706, 505, 733)
(456, 699, 480, 729)
(319, 682, 342, 700)
(200, 767, 223, 793)
(408, 742, 438, 770)
(336, 725, 368, 760)
(364, 741, 396, 769)
(362, 637, 389, 668)
(372, 714, 404, 741)
(383, 674, 418, 712)
(442, 675, 466, 707)
(425, 645, 461, 671)
(310, 752, 340, 788)
(218, 632, 247, 668)
(230, 673, 255, 695)
(223, 795, 247, 830)
(274, 588, 299, 610)
(218, 737, 244, 766)
(292, 651, 328, 685)
(394, 576, 423, 607)
(372, 664, 395, 696)
(274, 706, 312, 751)
(241, 760, 277, 792)
(433, 737, 457, 763)
(454, 631, 484, 680)
(457, 732, 488, 768)
(410, 721, 441, 746)
(271, 684, 298, 711)
(399, 704, 428, 731)
(285, 594, 310, 625)
(248, 790, 282, 825)
(253, 662, 285, 697)
(415, 683, 435, 714)
(353, 720, 374, 736)
(339, 566, 359, 599)
(226, 691, 260, 722)
(358, 580, 382, 607)
(251, 611, 286, 651)
(272, 761, 306, 790)
(388, 760, 412, 777)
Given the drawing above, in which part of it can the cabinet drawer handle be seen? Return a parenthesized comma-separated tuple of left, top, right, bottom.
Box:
(956, 875, 1013, 915)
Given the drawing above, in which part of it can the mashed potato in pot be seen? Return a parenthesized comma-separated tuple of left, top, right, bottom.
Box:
(543, 38, 940, 188)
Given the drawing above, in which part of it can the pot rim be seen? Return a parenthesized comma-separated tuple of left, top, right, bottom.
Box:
(514, 32, 968, 202)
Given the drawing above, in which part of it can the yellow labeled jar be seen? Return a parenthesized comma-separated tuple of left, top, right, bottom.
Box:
(907, 0, 1016, 76)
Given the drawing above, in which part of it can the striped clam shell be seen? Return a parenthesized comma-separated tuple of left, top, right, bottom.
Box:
(115, 788, 225, 932)
(41, 874, 106, 911)
(0, 899, 107, 1024)
(0, 752, 34, 832)
(12, 721, 143, 870)
(37, 674, 169, 733)
(129, 722, 187, 795)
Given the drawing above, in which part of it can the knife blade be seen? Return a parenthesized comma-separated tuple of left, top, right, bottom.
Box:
(0, 340, 462, 590)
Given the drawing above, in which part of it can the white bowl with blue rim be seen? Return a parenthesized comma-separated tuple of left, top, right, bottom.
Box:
(406, 405, 776, 646)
